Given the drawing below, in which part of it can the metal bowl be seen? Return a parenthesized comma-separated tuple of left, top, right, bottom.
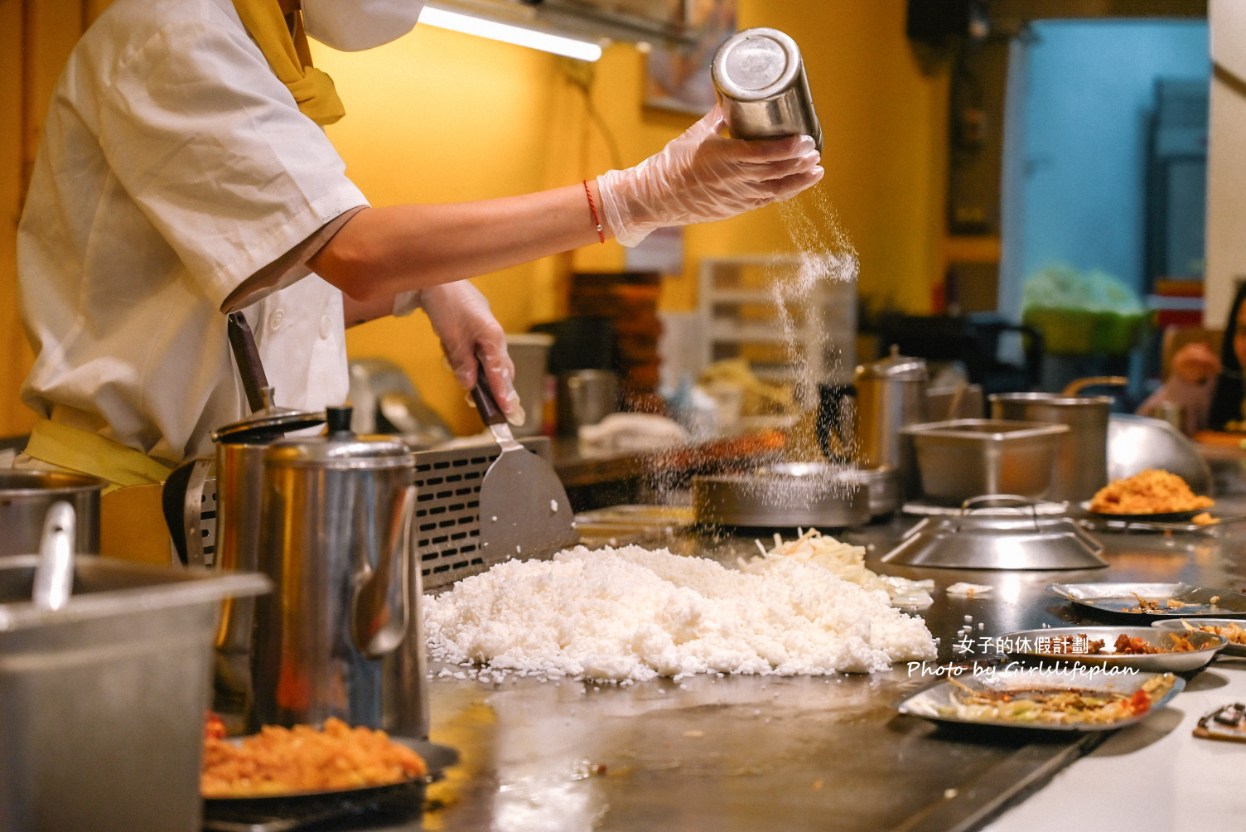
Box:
(1108, 414, 1211, 495)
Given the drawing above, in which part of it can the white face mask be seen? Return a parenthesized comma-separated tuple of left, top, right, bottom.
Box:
(302, 0, 425, 52)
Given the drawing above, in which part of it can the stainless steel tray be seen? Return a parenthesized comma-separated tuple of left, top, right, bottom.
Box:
(898, 667, 1184, 732)
(995, 626, 1226, 673)
(1050, 582, 1246, 620)
(902, 419, 1068, 504)
(1152, 618, 1246, 658)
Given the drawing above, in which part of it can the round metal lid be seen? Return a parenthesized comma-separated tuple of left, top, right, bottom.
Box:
(264, 406, 412, 469)
(855, 345, 928, 382)
(881, 505, 1107, 571)
(211, 407, 325, 444)
(712, 27, 801, 101)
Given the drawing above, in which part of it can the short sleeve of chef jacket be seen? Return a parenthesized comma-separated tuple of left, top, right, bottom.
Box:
(97, 15, 367, 306)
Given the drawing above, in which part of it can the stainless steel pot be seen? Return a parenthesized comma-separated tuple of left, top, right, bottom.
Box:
(692, 462, 870, 529)
(989, 392, 1112, 503)
(820, 348, 929, 497)
(0, 553, 268, 831)
(250, 406, 426, 737)
(0, 470, 106, 556)
(557, 369, 619, 435)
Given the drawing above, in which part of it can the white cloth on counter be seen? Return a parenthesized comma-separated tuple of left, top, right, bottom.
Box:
(17, 0, 368, 465)
(578, 413, 691, 451)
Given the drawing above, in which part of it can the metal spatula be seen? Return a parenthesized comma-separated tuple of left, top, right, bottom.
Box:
(471, 371, 578, 558)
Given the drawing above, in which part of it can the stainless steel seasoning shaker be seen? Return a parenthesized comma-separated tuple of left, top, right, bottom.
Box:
(712, 27, 822, 151)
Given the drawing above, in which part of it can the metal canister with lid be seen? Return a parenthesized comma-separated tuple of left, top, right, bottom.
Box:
(711, 27, 822, 150)
(249, 405, 426, 738)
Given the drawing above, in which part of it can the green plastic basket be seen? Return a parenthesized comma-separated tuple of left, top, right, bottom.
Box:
(1023, 308, 1146, 356)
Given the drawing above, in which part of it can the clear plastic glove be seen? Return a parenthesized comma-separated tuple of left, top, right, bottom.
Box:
(418, 282, 524, 426)
(596, 104, 824, 247)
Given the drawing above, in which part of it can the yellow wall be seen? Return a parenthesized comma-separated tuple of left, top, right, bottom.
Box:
(0, 0, 948, 439)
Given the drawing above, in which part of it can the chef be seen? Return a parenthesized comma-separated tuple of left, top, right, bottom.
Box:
(13, 0, 823, 553)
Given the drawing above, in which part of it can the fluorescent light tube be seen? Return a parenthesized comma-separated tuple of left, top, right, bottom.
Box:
(419, 6, 603, 62)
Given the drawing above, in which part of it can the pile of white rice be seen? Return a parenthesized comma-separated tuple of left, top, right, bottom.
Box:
(424, 539, 936, 682)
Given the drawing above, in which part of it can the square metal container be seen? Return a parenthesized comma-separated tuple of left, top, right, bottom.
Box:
(0, 555, 269, 832)
(901, 419, 1068, 504)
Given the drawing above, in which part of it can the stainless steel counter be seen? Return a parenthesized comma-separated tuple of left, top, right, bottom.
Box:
(323, 496, 1246, 832)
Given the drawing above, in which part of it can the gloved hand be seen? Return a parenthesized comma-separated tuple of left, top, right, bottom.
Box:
(418, 282, 524, 426)
(1170, 341, 1220, 386)
(596, 104, 823, 247)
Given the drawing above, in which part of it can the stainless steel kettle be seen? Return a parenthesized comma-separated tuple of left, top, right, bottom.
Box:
(853, 347, 930, 470)
(249, 405, 426, 737)
(819, 347, 929, 495)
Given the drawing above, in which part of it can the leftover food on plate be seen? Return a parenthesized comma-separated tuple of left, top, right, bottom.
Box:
(1088, 469, 1213, 517)
(940, 672, 1177, 727)
(1109, 632, 1196, 654)
(1035, 632, 1197, 655)
(995, 625, 1225, 673)
(899, 668, 1183, 731)
(1178, 619, 1246, 645)
(1153, 618, 1246, 658)
(1049, 582, 1246, 619)
(1122, 592, 1204, 614)
(201, 717, 426, 799)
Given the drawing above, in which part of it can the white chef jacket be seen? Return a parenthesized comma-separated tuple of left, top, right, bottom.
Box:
(17, 0, 369, 466)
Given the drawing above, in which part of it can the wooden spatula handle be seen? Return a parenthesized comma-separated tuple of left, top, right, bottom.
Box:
(470, 360, 507, 427)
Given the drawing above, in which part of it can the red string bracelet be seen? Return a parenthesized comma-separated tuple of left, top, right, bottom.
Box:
(583, 179, 605, 244)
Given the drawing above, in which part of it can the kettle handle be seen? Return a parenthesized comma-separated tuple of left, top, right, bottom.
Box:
(352, 484, 415, 659)
(817, 383, 856, 464)
(162, 457, 212, 567)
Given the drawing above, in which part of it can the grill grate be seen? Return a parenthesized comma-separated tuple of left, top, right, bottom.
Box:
(412, 437, 552, 589)
(191, 437, 551, 585)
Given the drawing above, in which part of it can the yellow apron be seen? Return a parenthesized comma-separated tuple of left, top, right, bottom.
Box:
(23, 420, 178, 565)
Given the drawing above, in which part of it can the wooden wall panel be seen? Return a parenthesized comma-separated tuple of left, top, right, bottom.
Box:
(0, 0, 96, 439)
(0, 0, 32, 439)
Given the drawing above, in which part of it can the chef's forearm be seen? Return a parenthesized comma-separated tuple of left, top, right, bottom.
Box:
(307, 182, 608, 302)
(342, 292, 401, 327)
